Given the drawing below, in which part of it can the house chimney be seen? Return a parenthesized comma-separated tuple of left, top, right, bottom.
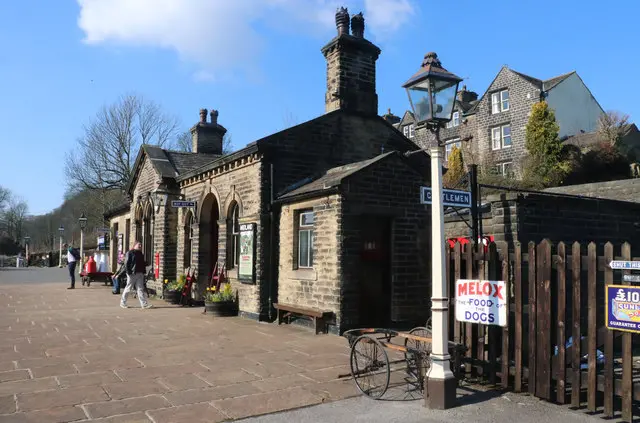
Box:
(351, 12, 364, 38)
(190, 109, 227, 155)
(321, 8, 381, 115)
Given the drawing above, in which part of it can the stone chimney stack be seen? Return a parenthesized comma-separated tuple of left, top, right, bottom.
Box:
(321, 7, 381, 116)
(190, 108, 227, 155)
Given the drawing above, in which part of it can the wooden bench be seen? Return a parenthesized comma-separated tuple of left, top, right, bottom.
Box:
(273, 303, 332, 334)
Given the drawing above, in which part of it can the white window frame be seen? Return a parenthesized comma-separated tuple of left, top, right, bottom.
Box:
(408, 124, 415, 138)
(298, 211, 314, 269)
(491, 89, 509, 114)
(496, 162, 513, 177)
(403, 125, 410, 137)
(446, 111, 460, 128)
(491, 124, 512, 150)
(445, 138, 461, 162)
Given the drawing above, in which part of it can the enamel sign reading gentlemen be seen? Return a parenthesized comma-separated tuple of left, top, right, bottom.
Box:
(420, 187, 471, 208)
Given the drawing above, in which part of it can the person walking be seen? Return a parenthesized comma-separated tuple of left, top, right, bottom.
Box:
(65, 244, 80, 289)
(121, 241, 152, 309)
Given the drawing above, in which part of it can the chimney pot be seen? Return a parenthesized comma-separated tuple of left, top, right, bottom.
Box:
(199, 109, 207, 123)
(210, 109, 218, 125)
(351, 12, 364, 38)
(335, 7, 349, 36)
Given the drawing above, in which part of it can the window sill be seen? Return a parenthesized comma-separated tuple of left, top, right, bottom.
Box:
(288, 268, 317, 281)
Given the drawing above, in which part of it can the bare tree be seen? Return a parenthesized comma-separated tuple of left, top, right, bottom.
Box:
(174, 131, 234, 155)
(598, 110, 631, 149)
(4, 198, 28, 242)
(0, 186, 10, 214)
(65, 94, 180, 192)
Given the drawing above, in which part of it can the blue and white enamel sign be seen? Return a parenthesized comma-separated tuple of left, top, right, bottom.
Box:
(420, 187, 471, 208)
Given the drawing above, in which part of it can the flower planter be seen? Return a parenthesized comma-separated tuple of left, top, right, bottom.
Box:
(164, 290, 182, 305)
(204, 301, 237, 317)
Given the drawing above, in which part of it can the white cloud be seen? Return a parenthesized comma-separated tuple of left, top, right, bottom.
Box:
(77, 0, 415, 80)
(364, 0, 415, 35)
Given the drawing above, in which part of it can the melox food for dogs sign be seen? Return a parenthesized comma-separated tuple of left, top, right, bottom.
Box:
(455, 279, 507, 327)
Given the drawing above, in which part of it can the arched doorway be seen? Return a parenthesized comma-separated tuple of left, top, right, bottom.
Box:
(183, 211, 194, 269)
(142, 202, 153, 262)
(198, 193, 219, 291)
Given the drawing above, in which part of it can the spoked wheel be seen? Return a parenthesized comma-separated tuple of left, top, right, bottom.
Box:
(350, 335, 390, 399)
(404, 326, 433, 387)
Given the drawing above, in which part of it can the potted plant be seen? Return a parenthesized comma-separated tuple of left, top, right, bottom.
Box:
(204, 283, 238, 316)
(164, 275, 186, 304)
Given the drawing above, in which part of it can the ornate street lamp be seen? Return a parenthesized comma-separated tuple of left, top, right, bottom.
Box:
(23, 236, 30, 267)
(58, 225, 64, 268)
(151, 189, 169, 214)
(403, 52, 462, 410)
(78, 213, 87, 275)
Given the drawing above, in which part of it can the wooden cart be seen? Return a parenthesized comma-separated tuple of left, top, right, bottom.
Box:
(343, 327, 466, 399)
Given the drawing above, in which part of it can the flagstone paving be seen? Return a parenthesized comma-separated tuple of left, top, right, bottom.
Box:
(0, 269, 357, 422)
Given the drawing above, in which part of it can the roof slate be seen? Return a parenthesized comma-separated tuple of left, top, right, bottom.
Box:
(165, 151, 220, 175)
(278, 152, 395, 200)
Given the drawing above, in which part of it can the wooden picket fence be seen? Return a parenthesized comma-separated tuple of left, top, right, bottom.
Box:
(446, 240, 638, 421)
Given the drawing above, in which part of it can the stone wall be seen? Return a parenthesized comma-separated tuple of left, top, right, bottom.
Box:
(340, 154, 430, 330)
(178, 155, 264, 318)
(445, 192, 640, 246)
(474, 67, 540, 175)
(545, 179, 640, 203)
(107, 210, 131, 272)
(277, 195, 342, 327)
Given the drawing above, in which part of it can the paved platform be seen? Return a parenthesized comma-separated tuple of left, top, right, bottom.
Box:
(0, 268, 357, 422)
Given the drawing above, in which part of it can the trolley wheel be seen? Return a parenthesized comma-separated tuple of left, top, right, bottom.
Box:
(350, 335, 390, 399)
(404, 327, 433, 384)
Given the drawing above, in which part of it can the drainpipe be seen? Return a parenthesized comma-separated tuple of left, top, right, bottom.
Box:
(268, 163, 276, 321)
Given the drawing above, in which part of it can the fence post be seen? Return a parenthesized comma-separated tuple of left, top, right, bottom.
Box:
(587, 242, 597, 412)
(476, 242, 486, 379)
(465, 244, 474, 377)
(528, 241, 537, 395)
(514, 242, 523, 393)
(501, 252, 510, 389)
(454, 242, 461, 344)
(556, 242, 566, 404)
(621, 243, 633, 422)
(571, 242, 581, 408)
(603, 242, 614, 418)
(536, 239, 552, 400)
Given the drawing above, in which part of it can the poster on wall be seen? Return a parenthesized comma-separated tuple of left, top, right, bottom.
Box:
(238, 223, 256, 283)
(455, 279, 507, 326)
(117, 234, 124, 262)
(606, 285, 640, 333)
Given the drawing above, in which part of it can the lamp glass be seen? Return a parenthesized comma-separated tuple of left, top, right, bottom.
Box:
(78, 213, 87, 229)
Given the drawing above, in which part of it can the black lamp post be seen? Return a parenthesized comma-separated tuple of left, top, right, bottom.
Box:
(58, 225, 64, 268)
(78, 213, 87, 274)
(403, 52, 462, 410)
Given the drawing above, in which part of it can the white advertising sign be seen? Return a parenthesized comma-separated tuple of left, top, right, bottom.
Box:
(455, 279, 507, 327)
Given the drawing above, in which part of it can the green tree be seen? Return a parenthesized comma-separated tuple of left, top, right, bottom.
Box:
(523, 101, 570, 186)
(443, 146, 465, 189)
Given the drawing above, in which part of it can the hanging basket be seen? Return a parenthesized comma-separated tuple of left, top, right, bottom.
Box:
(204, 301, 238, 317)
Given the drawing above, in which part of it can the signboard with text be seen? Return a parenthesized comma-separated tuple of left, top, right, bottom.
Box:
(420, 187, 471, 208)
(609, 261, 640, 270)
(455, 279, 507, 326)
(238, 223, 256, 284)
(171, 200, 196, 208)
(606, 284, 640, 333)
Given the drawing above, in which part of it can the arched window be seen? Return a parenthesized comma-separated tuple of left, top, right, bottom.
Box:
(184, 212, 194, 268)
(227, 202, 240, 269)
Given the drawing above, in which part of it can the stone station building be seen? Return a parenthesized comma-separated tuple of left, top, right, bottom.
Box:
(106, 8, 436, 334)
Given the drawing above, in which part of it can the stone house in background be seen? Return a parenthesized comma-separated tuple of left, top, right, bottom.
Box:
(396, 66, 606, 178)
(106, 8, 434, 334)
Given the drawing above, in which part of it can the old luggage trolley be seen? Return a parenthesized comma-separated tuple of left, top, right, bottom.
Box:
(343, 327, 466, 399)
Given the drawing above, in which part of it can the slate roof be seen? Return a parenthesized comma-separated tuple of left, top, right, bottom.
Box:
(277, 152, 395, 201)
(165, 151, 220, 175)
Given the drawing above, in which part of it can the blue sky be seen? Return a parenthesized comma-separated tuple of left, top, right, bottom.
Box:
(0, 0, 637, 215)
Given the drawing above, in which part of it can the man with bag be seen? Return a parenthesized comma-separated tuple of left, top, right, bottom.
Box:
(65, 244, 80, 289)
(120, 241, 153, 309)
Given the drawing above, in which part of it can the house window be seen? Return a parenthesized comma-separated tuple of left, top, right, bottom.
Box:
(496, 162, 513, 177)
(403, 124, 415, 138)
(298, 211, 314, 268)
(446, 111, 460, 128)
(491, 90, 509, 114)
(445, 138, 461, 162)
(491, 124, 512, 150)
(227, 202, 240, 269)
